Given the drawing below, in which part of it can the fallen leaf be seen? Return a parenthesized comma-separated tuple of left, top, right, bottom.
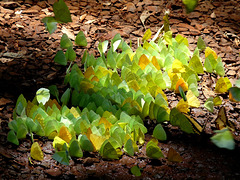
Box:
(61, 26, 75, 40)
(210, 12, 216, 19)
(45, 168, 62, 177)
(140, 10, 152, 28)
(0, 98, 12, 106)
(125, 2, 136, 13)
(79, 14, 87, 22)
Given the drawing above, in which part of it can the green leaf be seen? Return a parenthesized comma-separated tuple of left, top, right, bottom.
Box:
(153, 124, 167, 141)
(211, 128, 235, 150)
(229, 87, 240, 102)
(54, 50, 67, 66)
(53, 0, 72, 23)
(7, 130, 19, 145)
(75, 31, 87, 47)
(131, 165, 141, 177)
(61, 88, 71, 105)
(182, 0, 198, 13)
(60, 33, 73, 49)
(52, 150, 70, 165)
(65, 47, 76, 61)
(79, 135, 94, 152)
(42, 17, 58, 34)
(69, 140, 83, 158)
(36, 88, 50, 105)
(124, 139, 134, 156)
(197, 36, 206, 51)
(146, 139, 164, 159)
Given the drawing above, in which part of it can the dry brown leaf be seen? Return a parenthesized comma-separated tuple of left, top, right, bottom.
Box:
(45, 168, 62, 177)
(210, 12, 216, 19)
(79, 14, 87, 23)
(61, 26, 75, 40)
(202, 86, 215, 99)
(140, 10, 152, 28)
(0, 98, 12, 106)
(124, 2, 136, 13)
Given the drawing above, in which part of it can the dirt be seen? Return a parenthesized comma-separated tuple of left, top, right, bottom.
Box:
(0, 0, 240, 179)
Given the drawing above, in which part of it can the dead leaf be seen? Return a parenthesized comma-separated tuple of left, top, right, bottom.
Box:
(0, 147, 12, 159)
(42, 8, 53, 16)
(124, 2, 136, 13)
(45, 168, 62, 177)
(0, 57, 14, 63)
(202, 86, 215, 99)
(85, 20, 96, 25)
(1, 2, 20, 9)
(140, 10, 152, 28)
(79, 14, 87, 23)
(61, 26, 75, 40)
(0, 98, 12, 106)
(210, 12, 216, 19)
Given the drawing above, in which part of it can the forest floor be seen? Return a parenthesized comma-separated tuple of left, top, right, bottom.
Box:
(0, 0, 240, 179)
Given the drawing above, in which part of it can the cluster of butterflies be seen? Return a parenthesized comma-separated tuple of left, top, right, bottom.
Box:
(167, 106, 236, 163)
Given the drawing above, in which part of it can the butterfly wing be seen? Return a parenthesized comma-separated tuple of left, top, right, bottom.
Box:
(167, 147, 183, 163)
(184, 114, 203, 134)
(215, 106, 226, 130)
(215, 106, 235, 131)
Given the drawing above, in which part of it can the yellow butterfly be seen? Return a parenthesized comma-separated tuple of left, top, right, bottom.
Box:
(215, 106, 235, 131)
(167, 147, 183, 163)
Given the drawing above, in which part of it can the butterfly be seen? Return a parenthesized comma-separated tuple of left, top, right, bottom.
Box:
(184, 113, 203, 135)
(170, 108, 203, 135)
(215, 106, 235, 131)
(167, 147, 183, 163)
